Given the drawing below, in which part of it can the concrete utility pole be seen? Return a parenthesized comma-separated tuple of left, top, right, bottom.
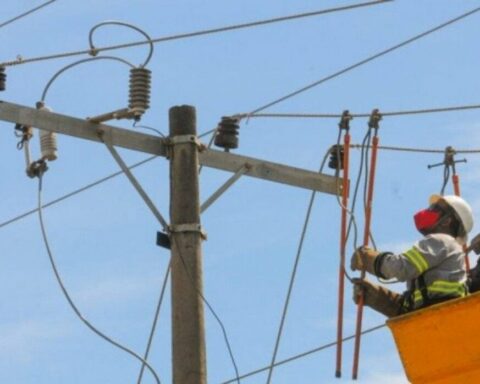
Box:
(169, 105, 207, 384)
(0, 100, 347, 384)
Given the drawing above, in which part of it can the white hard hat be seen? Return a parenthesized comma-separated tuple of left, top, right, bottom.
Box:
(429, 194, 474, 234)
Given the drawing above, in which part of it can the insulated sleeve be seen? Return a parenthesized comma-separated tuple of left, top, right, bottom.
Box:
(377, 235, 449, 282)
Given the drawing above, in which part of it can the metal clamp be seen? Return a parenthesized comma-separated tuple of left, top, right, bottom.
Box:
(168, 134, 204, 148)
(168, 223, 207, 240)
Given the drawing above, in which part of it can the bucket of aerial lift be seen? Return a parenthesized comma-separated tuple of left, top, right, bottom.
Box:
(386, 291, 480, 384)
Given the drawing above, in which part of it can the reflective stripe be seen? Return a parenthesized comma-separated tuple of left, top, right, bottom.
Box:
(412, 280, 466, 303)
(403, 247, 429, 274)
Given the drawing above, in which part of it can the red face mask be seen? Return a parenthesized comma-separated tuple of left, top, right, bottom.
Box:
(414, 209, 441, 234)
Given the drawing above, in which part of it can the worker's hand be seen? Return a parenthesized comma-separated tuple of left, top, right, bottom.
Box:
(350, 246, 379, 271)
(468, 233, 480, 255)
(351, 278, 377, 305)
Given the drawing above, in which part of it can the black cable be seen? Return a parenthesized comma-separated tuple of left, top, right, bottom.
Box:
(248, 5, 480, 115)
(37, 171, 162, 384)
(169, 234, 241, 383)
(440, 164, 450, 195)
(221, 323, 386, 384)
(0, 0, 57, 30)
(345, 129, 371, 249)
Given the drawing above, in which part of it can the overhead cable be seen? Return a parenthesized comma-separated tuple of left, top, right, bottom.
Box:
(0, 0, 58, 30)
(37, 172, 162, 384)
(1, 1, 392, 67)
(350, 144, 480, 154)
(247, 6, 480, 115)
(221, 323, 386, 384)
(265, 149, 331, 383)
(235, 103, 480, 120)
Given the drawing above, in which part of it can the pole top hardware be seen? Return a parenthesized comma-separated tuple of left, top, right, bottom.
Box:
(339, 110, 353, 131)
(428, 146, 467, 172)
(368, 109, 382, 131)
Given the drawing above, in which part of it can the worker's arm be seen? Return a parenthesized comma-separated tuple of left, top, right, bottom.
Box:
(377, 234, 449, 281)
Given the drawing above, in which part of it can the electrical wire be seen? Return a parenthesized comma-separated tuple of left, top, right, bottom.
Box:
(221, 323, 386, 384)
(0, 156, 157, 231)
(247, 6, 480, 115)
(350, 144, 480, 154)
(234, 103, 480, 120)
(0, 0, 57, 30)
(169, 234, 241, 383)
(1, 1, 392, 67)
(37, 171, 162, 384)
(137, 261, 171, 384)
(264, 148, 330, 383)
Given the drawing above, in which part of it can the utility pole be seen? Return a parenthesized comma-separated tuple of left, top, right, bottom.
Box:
(169, 105, 207, 384)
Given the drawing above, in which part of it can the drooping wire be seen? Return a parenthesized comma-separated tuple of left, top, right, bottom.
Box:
(169, 234, 241, 383)
(40, 56, 135, 102)
(36, 171, 162, 384)
(88, 21, 154, 68)
(1, 1, 392, 67)
(247, 6, 480, 115)
(133, 121, 166, 137)
(221, 323, 386, 384)
(0, 0, 58, 30)
(264, 147, 331, 384)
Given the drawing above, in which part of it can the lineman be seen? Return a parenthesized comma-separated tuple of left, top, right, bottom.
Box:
(350, 194, 473, 318)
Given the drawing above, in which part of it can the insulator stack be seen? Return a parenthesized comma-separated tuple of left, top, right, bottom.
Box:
(214, 117, 240, 151)
(328, 144, 344, 170)
(36, 102, 58, 161)
(0, 66, 6, 91)
(129, 67, 151, 120)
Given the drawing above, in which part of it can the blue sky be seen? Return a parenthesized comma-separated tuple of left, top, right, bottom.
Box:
(1, 1, 480, 383)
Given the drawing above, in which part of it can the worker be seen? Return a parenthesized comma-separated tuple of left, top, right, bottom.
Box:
(350, 194, 474, 318)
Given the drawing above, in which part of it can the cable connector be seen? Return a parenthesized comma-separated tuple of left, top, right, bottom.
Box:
(0, 66, 6, 91)
(368, 109, 382, 132)
(427, 146, 467, 171)
(339, 110, 353, 130)
(27, 159, 48, 179)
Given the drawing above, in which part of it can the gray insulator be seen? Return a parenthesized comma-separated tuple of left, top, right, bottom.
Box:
(214, 117, 240, 151)
(0, 66, 6, 91)
(129, 67, 151, 120)
(40, 129, 58, 161)
(37, 103, 58, 161)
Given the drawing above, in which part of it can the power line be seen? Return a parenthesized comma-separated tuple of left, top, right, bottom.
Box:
(0, 155, 157, 231)
(247, 5, 480, 115)
(234, 103, 480, 120)
(0, 0, 58, 30)
(222, 323, 386, 384)
(350, 144, 480, 154)
(1, 0, 392, 67)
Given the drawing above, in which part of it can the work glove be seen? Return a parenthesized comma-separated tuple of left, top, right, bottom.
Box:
(352, 278, 403, 318)
(468, 233, 480, 255)
(350, 246, 379, 275)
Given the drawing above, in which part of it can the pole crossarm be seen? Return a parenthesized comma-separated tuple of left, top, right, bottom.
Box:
(0, 100, 167, 156)
(0, 100, 344, 195)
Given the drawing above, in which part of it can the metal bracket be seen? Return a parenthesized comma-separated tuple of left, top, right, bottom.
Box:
(168, 223, 207, 240)
(167, 135, 204, 149)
